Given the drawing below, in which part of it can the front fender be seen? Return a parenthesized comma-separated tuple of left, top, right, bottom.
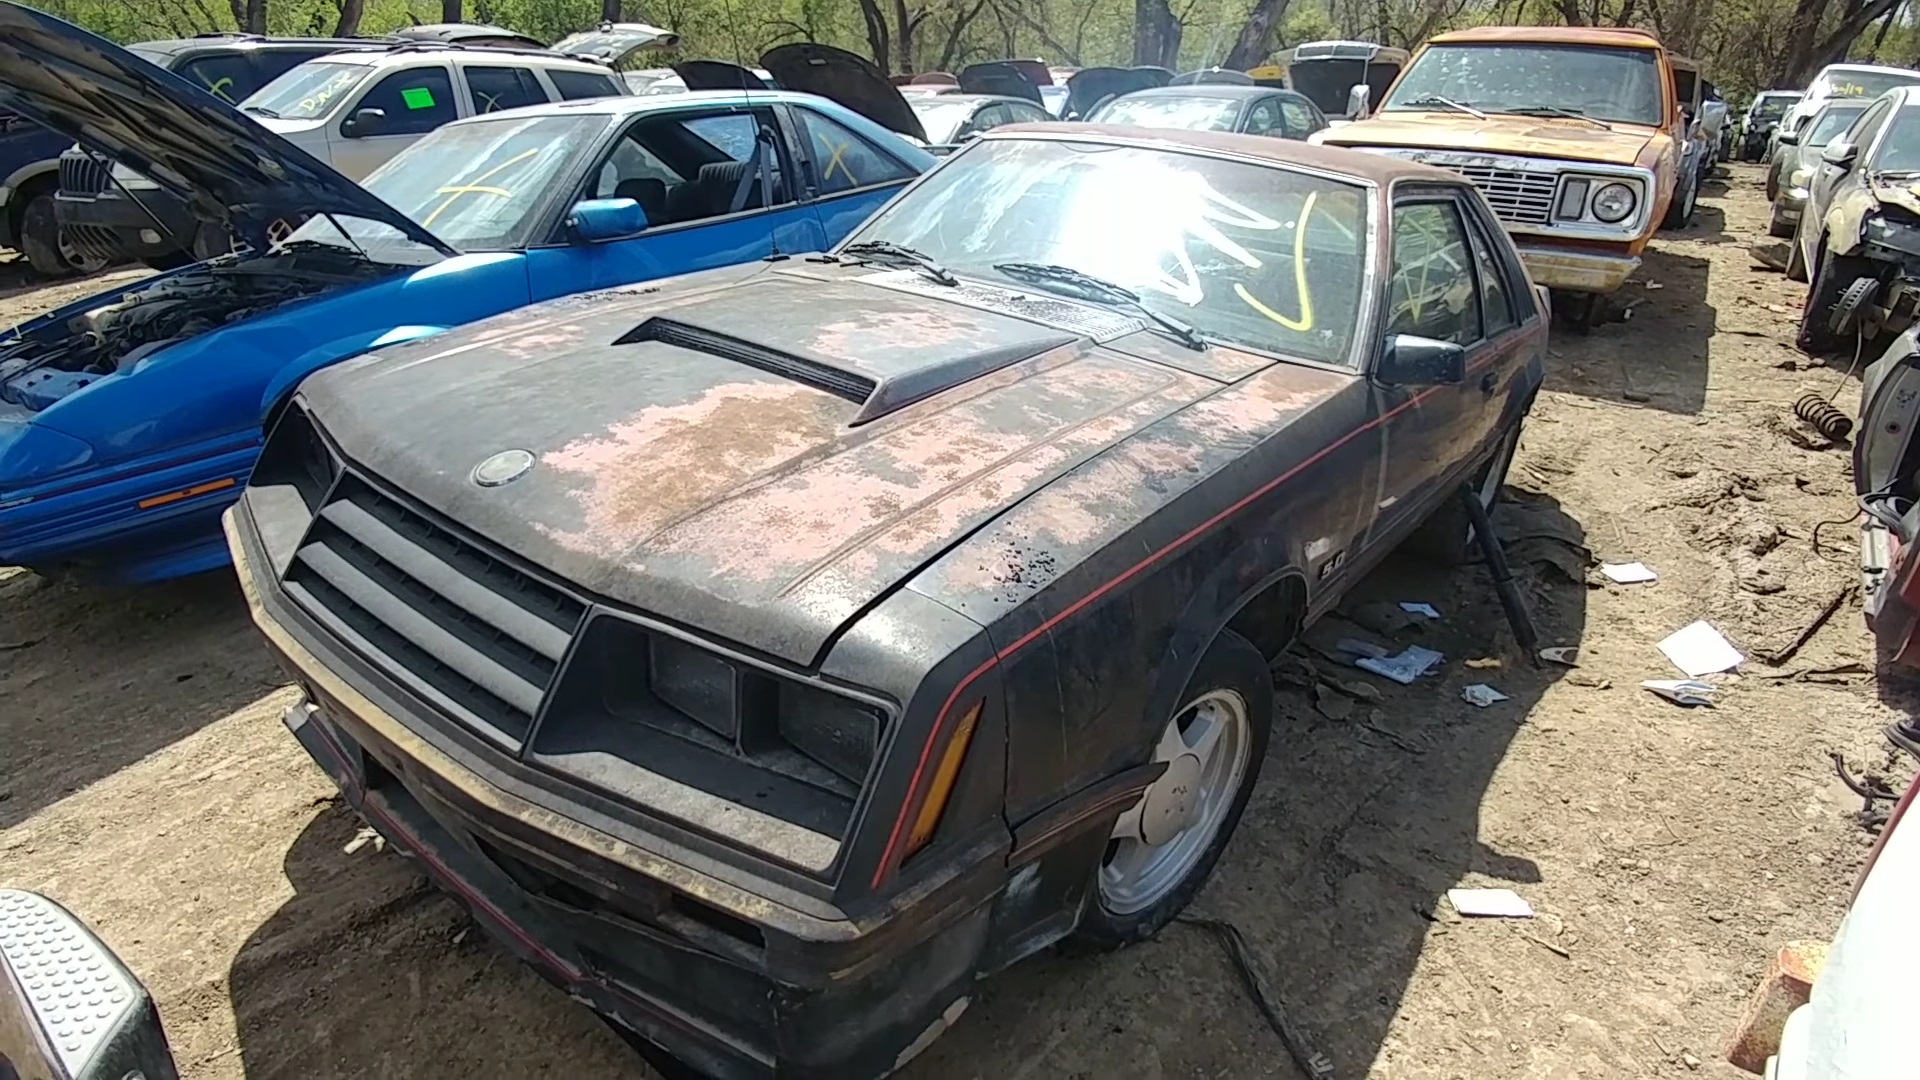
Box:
(257, 325, 449, 417)
(1827, 189, 1877, 256)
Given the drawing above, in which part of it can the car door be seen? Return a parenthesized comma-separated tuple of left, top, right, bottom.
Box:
(1366, 187, 1504, 545)
(1804, 97, 1889, 262)
(786, 102, 926, 244)
(327, 63, 458, 180)
(521, 103, 827, 299)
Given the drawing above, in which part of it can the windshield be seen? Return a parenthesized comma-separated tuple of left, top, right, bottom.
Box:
(1808, 105, 1868, 146)
(1090, 94, 1242, 131)
(241, 61, 370, 120)
(1753, 93, 1799, 118)
(287, 113, 604, 256)
(1872, 106, 1920, 173)
(1384, 43, 1663, 127)
(909, 99, 975, 143)
(1814, 69, 1920, 101)
(845, 138, 1370, 366)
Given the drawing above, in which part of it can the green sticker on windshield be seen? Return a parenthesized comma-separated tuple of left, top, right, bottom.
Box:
(401, 86, 437, 110)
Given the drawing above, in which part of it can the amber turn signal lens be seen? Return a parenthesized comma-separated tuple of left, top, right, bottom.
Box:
(906, 701, 984, 856)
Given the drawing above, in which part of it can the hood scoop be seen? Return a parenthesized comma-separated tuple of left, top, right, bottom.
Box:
(623, 276, 1083, 423)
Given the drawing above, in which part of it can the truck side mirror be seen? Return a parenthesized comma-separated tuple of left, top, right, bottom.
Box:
(1776, 128, 1801, 145)
(1347, 83, 1371, 119)
(341, 107, 386, 137)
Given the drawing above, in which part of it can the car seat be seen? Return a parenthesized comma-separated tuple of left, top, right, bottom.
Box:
(613, 177, 667, 222)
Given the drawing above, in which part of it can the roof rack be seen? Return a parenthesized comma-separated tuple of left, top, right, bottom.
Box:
(192, 31, 262, 39)
(378, 39, 592, 61)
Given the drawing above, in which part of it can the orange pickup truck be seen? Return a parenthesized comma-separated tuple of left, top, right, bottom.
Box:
(1316, 26, 1692, 329)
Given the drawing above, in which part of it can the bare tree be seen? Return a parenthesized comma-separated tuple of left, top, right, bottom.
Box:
(1134, 0, 1182, 66)
(441, 0, 461, 23)
(1778, 0, 1903, 84)
(1223, 0, 1289, 69)
(334, 0, 365, 36)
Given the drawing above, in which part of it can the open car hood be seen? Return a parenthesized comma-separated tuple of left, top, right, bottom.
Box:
(957, 61, 1045, 107)
(673, 59, 772, 90)
(551, 21, 681, 64)
(762, 43, 927, 142)
(1066, 67, 1170, 118)
(0, 4, 450, 254)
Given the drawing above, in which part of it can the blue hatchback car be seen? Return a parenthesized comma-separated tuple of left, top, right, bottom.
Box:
(0, 5, 933, 584)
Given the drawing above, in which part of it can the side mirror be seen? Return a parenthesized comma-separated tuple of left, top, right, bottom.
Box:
(0, 889, 180, 1080)
(1776, 128, 1801, 146)
(1822, 140, 1859, 168)
(1346, 83, 1371, 119)
(341, 107, 386, 137)
(569, 197, 647, 242)
(1377, 334, 1467, 386)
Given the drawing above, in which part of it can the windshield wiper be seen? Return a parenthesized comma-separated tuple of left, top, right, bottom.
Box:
(1399, 95, 1487, 119)
(992, 262, 1206, 351)
(242, 104, 281, 118)
(1501, 105, 1612, 130)
(841, 240, 957, 286)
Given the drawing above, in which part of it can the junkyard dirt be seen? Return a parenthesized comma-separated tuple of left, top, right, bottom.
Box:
(3, 169, 1913, 1079)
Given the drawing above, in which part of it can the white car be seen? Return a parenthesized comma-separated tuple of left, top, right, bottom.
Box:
(234, 42, 633, 180)
(1765, 774, 1918, 1077)
(1779, 62, 1920, 144)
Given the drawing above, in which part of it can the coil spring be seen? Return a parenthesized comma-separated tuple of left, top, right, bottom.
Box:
(1794, 392, 1854, 440)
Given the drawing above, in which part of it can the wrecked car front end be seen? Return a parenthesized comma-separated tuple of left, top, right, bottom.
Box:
(1818, 179, 1920, 349)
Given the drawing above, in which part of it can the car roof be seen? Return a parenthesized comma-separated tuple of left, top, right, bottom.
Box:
(983, 122, 1467, 184)
(439, 88, 882, 124)
(1107, 84, 1302, 101)
(1428, 25, 1663, 49)
(131, 34, 384, 57)
(321, 45, 612, 72)
(1819, 62, 1920, 75)
(908, 93, 1043, 108)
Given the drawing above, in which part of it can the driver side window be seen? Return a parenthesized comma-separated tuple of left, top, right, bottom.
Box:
(586, 107, 794, 230)
(1843, 99, 1891, 152)
(1385, 201, 1482, 346)
(349, 66, 456, 136)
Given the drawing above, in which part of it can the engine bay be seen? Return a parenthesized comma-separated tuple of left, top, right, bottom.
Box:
(0, 245, 391, 412)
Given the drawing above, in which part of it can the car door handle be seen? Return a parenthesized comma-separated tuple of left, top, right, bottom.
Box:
(1479, 370, 1498, 395)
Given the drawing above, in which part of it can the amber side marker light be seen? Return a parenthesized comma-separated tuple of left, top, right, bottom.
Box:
(137, 477, 236, 510)
(905, 701, 984, 857)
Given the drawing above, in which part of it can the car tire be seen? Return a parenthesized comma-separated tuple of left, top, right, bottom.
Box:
(1405, 422, 1521, 565)
(1069, 629, 1273, 952)
(1798, 246, 1875, 356)
(1662, 167, 1697, 229)
(1765, 161, 1782, 202)
(17, 191, 103, 278)
(1767, 205, 1795, 238)
(1785, 225, 1810, 283)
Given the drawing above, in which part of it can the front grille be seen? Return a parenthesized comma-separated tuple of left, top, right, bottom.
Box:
(1449, 164, 1558, 225)
(57, 153, 108, 197)
(283, 473, 587, 750)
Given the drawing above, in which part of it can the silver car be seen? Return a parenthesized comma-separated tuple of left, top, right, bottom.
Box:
(1768, 99, 1870, 236)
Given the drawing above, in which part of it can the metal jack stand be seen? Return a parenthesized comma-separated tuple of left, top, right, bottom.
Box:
(1460, 484, 1541, 668)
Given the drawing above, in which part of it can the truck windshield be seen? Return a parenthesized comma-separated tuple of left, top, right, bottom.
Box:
(1383, 43, 1664, 127)
(1754, 94, 1799, 118)
(1807, 104, 1867, 146)
(1813, 69, 1920, 101)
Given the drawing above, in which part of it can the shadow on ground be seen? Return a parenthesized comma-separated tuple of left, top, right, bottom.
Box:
(214, 491, 1588, 1080)
(1547, 246, 1715, 415)
(0, 569, 276, 828)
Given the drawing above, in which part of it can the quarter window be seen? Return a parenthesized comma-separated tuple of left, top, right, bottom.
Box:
(549, 69, 622, 100)
(1386, 201, 1481, 346)
(464, 66, 547, 113)
(795, 109, 917, 195)
(352, 67, 457, 136)
(1279, 98, 1320, 138)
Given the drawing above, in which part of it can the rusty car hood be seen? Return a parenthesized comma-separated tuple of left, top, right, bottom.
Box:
(295, 264, 1226, 665)
(1321, 111, 1658, 166)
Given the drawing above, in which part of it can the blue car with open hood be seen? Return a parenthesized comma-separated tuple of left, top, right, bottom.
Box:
(0, 4, 932, 583)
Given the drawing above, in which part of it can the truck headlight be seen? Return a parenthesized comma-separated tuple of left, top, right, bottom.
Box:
(1592, 182, 1636, 223)
(1788, 166, 1812, 188)
(108, 162, 158, 191)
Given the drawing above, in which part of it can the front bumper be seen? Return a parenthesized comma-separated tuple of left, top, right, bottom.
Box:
(225, 511, 992, 1079)
(1514, 246, 1639, 294)
(53, 186, 192, 262)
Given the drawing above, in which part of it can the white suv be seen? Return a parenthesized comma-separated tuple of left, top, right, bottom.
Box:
(236, 43, 628, 179)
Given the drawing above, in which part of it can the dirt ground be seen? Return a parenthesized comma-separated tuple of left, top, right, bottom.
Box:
(3, 166, 1914, 1080)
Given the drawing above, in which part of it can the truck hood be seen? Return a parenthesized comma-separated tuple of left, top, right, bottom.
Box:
(294, 264, 1217, 665)
(1322, 111, 1658, 166)
(0, 4, 450, 254)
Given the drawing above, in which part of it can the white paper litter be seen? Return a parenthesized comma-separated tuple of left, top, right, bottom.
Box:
(1601, 561, 1658, 584)
(1538, 646, 1580, 667)
(1399, 601, 1441, 618)
(1356, 645, 1445, 684)
(1642, 679, 1718, 706)
(1657, 621, 1744, 676)
(1447, 888, 1534, 918)
(1461, 683, 1510, 707)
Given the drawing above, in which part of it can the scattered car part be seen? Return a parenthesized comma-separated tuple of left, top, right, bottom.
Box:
(1795, 391, 1855, 439)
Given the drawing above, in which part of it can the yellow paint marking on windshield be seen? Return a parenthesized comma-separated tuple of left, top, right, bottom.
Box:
(821, 137, 856, 184)
(1233, 192, 1317, 332)
(422, 147, 539, 227)
(205, 76, 234, 102)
